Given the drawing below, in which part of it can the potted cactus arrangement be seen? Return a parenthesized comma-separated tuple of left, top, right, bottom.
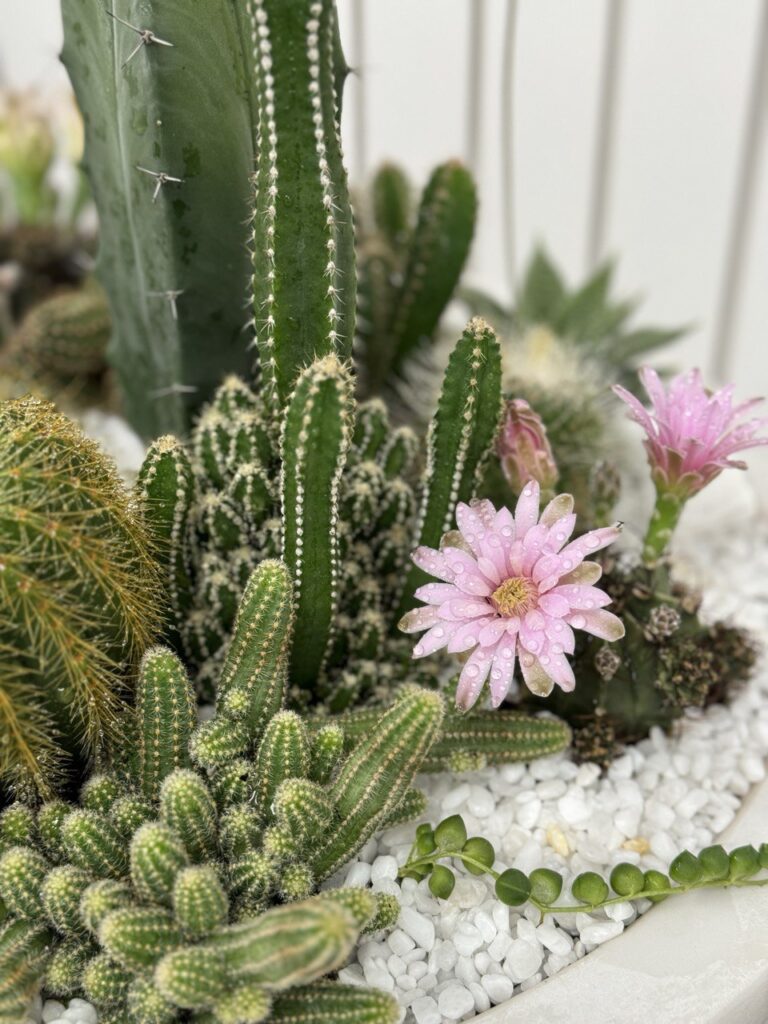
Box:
(1, 2, 767, 1023)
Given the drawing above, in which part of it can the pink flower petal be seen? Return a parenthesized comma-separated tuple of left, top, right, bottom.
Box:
(567, 608, 625, 641)
(412, 620, 462, 657)
(440, 597, 495, 621)
(412, 546, 455, 582)
(442, 547, 494, 596)
(518, 652, 554, 697)
(559, 561, 603, 585)
(489, 643, 516, 707)
(455, 502, 490, 556)
(540, 649, 575, 692)
(558, 524, 622, 566)
(414, 582, 461, 605)
(447, 617, 493, 653)
(514, 480, 540, 537)
(456, 645, 495, 710)
(399, 605, 441, 634)
(478, 618, 508, 647)
(550, 584, 612, 610)
(538, 593, 571, 618)
(539, 492, 574, 528)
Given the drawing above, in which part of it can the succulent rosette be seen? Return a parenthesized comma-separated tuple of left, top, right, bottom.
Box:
(400, 481, 624, 710)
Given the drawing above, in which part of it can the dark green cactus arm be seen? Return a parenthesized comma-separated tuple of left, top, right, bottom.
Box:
(280, 355, 353, 690)
(371, 163, 412, 252)
(216, 560, 293, 744)
(130, 822, 189, 906)
(159, 770, 218, 863)
(135, 647, 196, 802)
(208, 897, 359, 989)
(396, 318, 503, 618)
(312, 686, 444, 880)
(136, 436, 196, 646)
(253, 711, 310, 811)
(313, 704, 571, 773)
(61, 0, 261, 436)
(270, 982, 400, 1024)
(251, 0, 354, 408)
(386, 160, 477, 376)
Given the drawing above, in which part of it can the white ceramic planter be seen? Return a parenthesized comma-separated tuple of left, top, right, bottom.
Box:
(473, 775, 768, 1024)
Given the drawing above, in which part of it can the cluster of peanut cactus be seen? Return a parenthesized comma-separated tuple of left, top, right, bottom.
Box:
(0, 396, 160, 798)
(356, 161, 477, 396)
(0, 559, 447, 1023)
(525, 557, 756, 761)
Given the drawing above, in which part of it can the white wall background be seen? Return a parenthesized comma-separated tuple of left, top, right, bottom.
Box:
(2, 0, 768, 467)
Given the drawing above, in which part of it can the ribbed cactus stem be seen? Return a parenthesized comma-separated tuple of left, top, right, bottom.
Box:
(251, 0, 354, 407)
(254, 711, 310, 811)
(280, 355, 353, 689)
(396, 318, 503, 618)
(209, 897, 359, 990)
(270, 982, 400, 1024)
(136, 435, 196, 645)
(216, 560, 293, 743)
(313, 687, 444, 880)
(387, 161, 477, 373)
(135, 647, 196, 802)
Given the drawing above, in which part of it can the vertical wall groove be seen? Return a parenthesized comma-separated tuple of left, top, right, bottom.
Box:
(586, 0, 626, 272)
(711, 0, 768, 382)
(501, 0, 519, 301)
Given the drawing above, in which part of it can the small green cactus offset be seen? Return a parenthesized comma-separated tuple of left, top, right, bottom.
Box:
(0, 396, 160, 798)
(0, 560, 443, 1023)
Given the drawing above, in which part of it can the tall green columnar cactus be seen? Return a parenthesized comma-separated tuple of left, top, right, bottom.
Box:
(280, 355, 353, 689)
(61, 0, 353, 436)
(251, 0, 355, 410)
(396, 317, 503, 618)
(0, 397, 160, 798)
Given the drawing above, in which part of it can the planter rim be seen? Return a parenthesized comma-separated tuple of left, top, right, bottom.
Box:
(472, 773, 768, 1024)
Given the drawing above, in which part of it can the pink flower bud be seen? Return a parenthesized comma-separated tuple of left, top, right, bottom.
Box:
(497, 399, 559, 493)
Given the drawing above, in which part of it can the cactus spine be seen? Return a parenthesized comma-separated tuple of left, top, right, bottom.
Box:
(0, 397, 160, 798)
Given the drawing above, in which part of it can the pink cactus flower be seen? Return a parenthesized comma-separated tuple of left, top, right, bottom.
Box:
(613, 367, 768, 497)
(399, 482, 624, 710)
(497, 398, 559, 493)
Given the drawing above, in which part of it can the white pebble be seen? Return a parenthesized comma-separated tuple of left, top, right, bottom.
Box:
(399, 907, 435, 951)
(481, 973, 515, 1003)
(443, 784, 471, 811)
(42, 1005, 66, 1024)
(437, 983, 476, 1020)
(536, 922, 572, 955)
(454, 923, 483, 957)
(557, 790, 591, 825)
(504, 939, 543, 982)
(388, 929, 415, 956)
(370, 855, 398, 884)
(411, 995, 441, 1024)
(579, 920, 624, 946)
(468, 785, 495, 817)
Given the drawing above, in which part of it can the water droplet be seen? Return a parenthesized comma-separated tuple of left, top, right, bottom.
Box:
(540, 655, 550, 666)
(585, 600, 595, 609)
(454, 564, 465, 574)
(521, 653, 534, 667)
(467, 665, 479, 677)
(587, 536, 599, 548)
(571, 615, 586, 629)
(552, 644, 562, 654)
(502, 647, 513, 658)
(501, 527, 513, 537)
(414, 645, 424, 656)
(434, 627, 445, 638)
(563, 560, 572, 569)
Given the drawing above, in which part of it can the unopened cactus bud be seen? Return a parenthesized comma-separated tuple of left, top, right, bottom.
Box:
(497, 397, 559, 494)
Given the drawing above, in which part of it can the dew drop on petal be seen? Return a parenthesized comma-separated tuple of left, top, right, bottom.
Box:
(571, 615, 586, 629)
(540, 655, 550, 666)
(434, 627, 445, 638)
(414, 645, 424, 656)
